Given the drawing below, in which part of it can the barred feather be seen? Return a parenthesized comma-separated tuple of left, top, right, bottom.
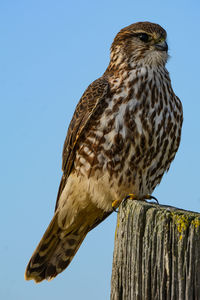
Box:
(25, 213, 87, 282)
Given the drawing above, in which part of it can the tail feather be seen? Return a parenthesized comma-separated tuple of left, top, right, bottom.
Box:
(25, 213, 87, 283)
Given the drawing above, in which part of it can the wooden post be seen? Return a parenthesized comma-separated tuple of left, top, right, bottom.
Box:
(110, 200, 200, 300)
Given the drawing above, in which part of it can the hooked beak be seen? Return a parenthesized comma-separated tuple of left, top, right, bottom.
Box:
(155, 40, 168, 52)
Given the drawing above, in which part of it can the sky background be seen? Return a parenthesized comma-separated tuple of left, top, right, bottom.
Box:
(1, 0, 200, 299)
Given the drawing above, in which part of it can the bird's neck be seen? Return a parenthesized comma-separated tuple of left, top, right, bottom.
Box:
(105, 58, 169, 86)
(105, 46, 168, 77)
(105, 50, 130, 75)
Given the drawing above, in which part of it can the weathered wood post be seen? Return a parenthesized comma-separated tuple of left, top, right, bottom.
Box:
(111, 200, 200, 300)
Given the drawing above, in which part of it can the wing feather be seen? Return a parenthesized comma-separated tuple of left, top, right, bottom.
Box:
(55, 77, 110, 210)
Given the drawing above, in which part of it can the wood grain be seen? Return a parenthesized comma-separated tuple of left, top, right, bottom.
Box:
(111, 200, 200, 300)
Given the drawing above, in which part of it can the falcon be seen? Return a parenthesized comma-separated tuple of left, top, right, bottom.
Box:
(25, 21, 183, 282)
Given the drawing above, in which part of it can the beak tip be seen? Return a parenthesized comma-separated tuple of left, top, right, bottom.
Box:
(155, 41, 168, 52)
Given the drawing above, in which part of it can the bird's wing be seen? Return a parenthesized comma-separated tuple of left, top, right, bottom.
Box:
(55, 77, 110, 210)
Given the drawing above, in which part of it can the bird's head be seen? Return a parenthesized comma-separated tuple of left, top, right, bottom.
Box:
(109, 22, 168, 69)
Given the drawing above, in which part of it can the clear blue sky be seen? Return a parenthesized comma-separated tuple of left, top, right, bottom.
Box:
(1, 1, 200, 299)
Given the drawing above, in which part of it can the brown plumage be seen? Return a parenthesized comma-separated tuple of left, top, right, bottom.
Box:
(25, 21, 183, 282)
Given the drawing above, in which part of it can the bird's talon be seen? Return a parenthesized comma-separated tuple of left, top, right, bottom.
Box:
(113, 207, 118, 213)
(145, 194, 159, 204)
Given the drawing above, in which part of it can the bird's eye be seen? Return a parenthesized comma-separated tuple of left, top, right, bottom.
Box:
(137, 33, 149, 43)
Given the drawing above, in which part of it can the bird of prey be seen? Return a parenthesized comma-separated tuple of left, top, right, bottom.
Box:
(25, 21, 183, 283)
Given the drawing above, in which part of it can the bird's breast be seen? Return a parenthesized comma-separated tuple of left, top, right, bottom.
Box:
(74, 70, 182, 209)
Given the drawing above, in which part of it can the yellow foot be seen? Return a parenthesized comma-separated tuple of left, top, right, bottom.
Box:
(112, 199, 122, 212)
(112, 194, 142, 212)
(112, 194, 159, 213)
(123, 194, 159, 204)
(125, 193, 138, 200)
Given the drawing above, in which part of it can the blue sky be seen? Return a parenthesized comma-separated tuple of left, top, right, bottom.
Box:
(1, 0, 200, 299)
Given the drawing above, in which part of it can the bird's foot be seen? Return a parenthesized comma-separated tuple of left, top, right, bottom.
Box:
(124, 193, 138, 201)
(112, 193, 159, 212)
(144, 194, 159, 204)
(112, 199, 122, 212)
(125, 193, 159, 204)
(112, 194, 138, 212)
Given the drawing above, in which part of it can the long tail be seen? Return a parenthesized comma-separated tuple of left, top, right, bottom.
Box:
(25, 213, 87, 283)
